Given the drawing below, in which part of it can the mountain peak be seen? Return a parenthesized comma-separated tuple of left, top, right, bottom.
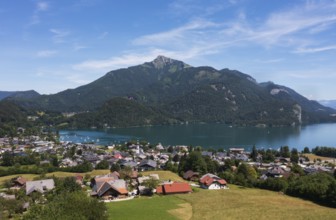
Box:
(151, 55, 191, 69)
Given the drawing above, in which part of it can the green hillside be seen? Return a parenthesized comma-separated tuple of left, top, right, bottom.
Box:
(8, 56, 336, 128)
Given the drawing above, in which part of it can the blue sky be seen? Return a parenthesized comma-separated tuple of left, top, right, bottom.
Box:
(1, 0, 336, 100)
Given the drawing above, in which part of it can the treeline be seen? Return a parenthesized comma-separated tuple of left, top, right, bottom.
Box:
(165, 149, 336, 208)
(312, 146, 336, 158)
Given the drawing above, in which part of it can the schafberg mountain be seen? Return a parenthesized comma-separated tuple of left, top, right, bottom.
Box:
(9, 56, 336, 128)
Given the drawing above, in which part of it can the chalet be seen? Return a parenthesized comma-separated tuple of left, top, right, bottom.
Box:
(183, 170, 200, 181)
(156, 182, 192, 195)
(26, 179, 55, 195)
(200, 174, 228, 190)
(229, 148, 244, 154)
(201, 151, 213, 157)
(138, 159, 157, 171)
(91, 179, 128, 200)
(11, 176, 27, 189)
(265, 166, 289, 178)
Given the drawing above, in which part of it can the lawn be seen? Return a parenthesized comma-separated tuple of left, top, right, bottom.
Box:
(106, 171, 336, 220)
(141, 170, 186, 182)
(175, 185, 336, 220)
(303, 153, 336, 164)
(106, 185, 336, 220)
(106, 195, 190, 220)
(0, 170, 111, 186)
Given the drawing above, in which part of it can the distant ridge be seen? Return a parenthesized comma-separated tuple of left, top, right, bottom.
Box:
(0, 90, 40, 101)
(319, 100, 336, 110)
(6, 56, 336, 128)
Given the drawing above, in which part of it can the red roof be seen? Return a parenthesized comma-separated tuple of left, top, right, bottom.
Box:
(157, 182, 192, 195)
(156, 186, 163, 194)
(217, 179, 227, 185)
(200, 174, 227, 186)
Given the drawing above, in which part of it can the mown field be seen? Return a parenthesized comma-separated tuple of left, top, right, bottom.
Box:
(303, 153, 336, 164)
(107, 171, 336, 220)
(0, 169, 111, 186)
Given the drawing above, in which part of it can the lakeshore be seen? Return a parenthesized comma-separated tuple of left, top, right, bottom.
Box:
(60, 123, 336, 150)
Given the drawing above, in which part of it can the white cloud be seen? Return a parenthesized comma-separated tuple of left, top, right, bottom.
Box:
(28, 1, 49, 26)
(50, 29, 70, 43)
(293, 45, 336, 54)
(36, 50, 58, 57)
(73, 43, 87, 51)
(73, 1, 336, 81)
(98, 31, 109, 39)
(133, 19, 220, 46)
(37, 2, 49, 11)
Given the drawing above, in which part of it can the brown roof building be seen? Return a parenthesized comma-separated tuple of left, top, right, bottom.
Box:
(156, 182, 192, 195)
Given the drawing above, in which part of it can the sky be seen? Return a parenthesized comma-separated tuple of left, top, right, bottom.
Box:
(1, 0, 336, 100)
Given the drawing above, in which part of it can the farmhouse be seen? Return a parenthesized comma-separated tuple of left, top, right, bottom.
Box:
(91, 179, 128, 200)
(26, 179, 55, 195)
(183, 170, 199, 181)
(200, 173, 228, 190)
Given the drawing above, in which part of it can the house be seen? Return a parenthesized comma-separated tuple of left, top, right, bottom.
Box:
(199, 174, 228, 190)
(201, 151, 213, 157)
(11, 176, 27, 189)
(74, 175, 84, 185)
(266, 166, 288, 178)
(91, 179, 128, 200)
(156, 182, 192, 195)
(26, 179, 55, 195)
(234, 154, 249, 162)
(138, 159, 157, 171)
(183, 170, 199, 181)
(229, 148, 244, 154)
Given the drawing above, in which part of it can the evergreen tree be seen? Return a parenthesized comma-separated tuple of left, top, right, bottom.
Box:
(280, 146, 290, 158)
(251, 145, 258, 161)
(303, 147, 310, 154)
(290, 148, 299, 163)
(110, 163, 121, 172)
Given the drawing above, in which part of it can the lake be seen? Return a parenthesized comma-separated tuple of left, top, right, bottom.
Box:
(59, 123, 336, 151)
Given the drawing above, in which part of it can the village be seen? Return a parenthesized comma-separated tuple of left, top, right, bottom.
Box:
(0, 133, 336, 218)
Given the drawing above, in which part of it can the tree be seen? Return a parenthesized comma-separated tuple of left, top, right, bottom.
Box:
(291, 163, 304, 176)
(280, 146, 290, 158)
(95, 160, 109, 170)
(303, 147, 310, 154)
(237, 163, 257, 186)
(251, 145, 258, 161)
(167, 146, 174, 153)
(2, 151, 14, 166)
(185, 151, 207, 174)
(119, 166, 133, 180)
(290, 148, 299, 163)
(0, 197, 25, 218)
(23, 191, 108, 220)
(110, 163, 121, 172)
(142, 178, 160, 196)
(54, 177, 81, 194)
(172, 154, 180, 163)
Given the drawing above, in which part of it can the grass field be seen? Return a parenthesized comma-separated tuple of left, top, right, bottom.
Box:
(0, 170, 112, 186)
(177, 185, 336, 220)
(141, 170, 186, 182)
(106, 171, 336, 220)
(303, 153, 336, 164)
(107, 196, 190, 220)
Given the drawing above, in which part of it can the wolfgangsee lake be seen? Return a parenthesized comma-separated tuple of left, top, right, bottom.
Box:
(59, 123, 336, 151)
